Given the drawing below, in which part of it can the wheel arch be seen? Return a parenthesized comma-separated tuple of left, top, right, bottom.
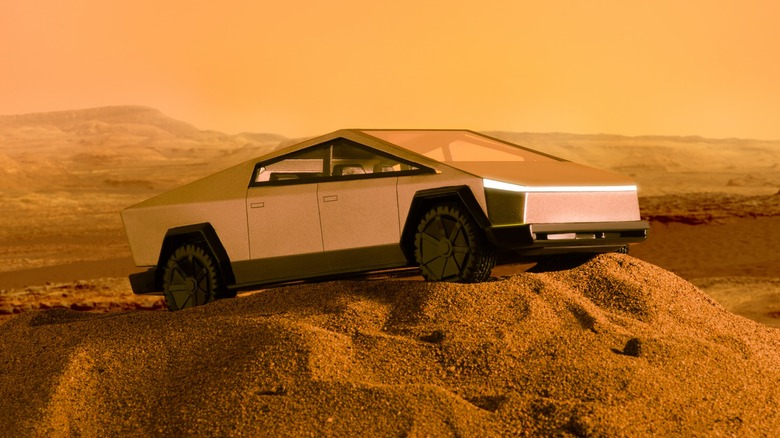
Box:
(400, 185, 491, 262)
(155, 223, 236, 289)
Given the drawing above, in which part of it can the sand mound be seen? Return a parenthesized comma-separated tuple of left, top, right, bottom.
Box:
(1, 254, 778, 436)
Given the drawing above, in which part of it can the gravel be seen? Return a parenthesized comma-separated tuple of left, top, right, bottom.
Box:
(1, 254, 778, 436)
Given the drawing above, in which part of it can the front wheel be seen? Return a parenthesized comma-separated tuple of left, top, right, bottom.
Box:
(414, 203, 496, 282)
(162, 244, 224, 311)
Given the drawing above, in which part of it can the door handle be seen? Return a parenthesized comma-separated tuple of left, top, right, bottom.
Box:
(250, 202, 264, 209)
(322, 195, 338, 202)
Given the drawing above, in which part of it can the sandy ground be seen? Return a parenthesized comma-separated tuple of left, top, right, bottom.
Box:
(2, 254, 779, 436)
(1, 107, 779, 435)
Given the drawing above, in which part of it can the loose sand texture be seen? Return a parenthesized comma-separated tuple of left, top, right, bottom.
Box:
(1, 254, 778, 436)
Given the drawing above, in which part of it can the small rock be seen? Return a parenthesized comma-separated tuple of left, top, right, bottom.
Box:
(420, 330, 446, 344)
(624, 337, 643, 357)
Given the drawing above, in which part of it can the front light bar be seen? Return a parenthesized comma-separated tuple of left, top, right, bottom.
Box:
(483, 178, 637, 193)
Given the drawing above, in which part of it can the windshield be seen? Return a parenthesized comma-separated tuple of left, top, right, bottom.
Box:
(362, 130, 558, 162)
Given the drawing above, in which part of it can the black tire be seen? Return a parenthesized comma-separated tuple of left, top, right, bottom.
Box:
(414, 203, 496, 282)
(162, 244, 224, 311)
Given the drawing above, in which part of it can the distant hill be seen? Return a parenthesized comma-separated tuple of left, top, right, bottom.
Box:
(0, 106, 286, 192)
(0, 106, 202, 138)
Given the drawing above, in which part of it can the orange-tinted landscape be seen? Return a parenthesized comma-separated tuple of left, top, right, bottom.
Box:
(5, 0, 780, 433)
(0, 107, 778, 435)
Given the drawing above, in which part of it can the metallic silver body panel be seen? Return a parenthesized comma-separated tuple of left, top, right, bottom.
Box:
(524, 191, 641, 224)
(318, 177, 400, 251)
(121, 160, 255, 266)
(396, 169, 487, 224)
(246, 184, 322, 259)
(232, 244, 407, 287)
(450, 161, 635, 188)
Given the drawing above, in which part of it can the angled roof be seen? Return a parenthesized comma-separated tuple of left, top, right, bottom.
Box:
(256, 129, 636, 189)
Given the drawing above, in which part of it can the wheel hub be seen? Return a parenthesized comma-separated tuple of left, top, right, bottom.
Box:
(184, 277, 197, 294)
(437, 238, 453, 257)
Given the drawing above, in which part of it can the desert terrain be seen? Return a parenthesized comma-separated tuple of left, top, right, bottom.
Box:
(0, 107, 779, 435)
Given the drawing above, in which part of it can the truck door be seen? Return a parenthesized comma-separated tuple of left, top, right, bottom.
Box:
(246, 147, 327, 259)
(317, 177, 400, 251)
(246, 183, 322, 259)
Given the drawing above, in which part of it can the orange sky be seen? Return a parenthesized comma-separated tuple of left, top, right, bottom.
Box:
(3, 1, 780, 139)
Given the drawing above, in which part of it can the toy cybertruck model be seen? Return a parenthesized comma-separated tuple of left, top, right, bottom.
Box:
(122, 130, 649, 310)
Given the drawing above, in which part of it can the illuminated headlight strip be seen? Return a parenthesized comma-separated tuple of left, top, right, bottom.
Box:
(483, 179, 637, 193)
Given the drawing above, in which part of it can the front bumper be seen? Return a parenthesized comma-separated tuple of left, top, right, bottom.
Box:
(486, 220, 649, 255)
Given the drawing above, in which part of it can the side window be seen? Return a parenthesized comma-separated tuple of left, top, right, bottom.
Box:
(253, 145, 327, 184)
(331, 141, 422, 178)
(251, 138, 432, 186)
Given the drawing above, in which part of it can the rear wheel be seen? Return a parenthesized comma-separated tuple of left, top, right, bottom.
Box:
(162, 244, 223, 311)
(414, 203, 496, 282)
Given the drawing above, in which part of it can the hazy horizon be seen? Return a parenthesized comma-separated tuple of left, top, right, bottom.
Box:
(5, 105, 780, 142)
(3, 1, 780, 140)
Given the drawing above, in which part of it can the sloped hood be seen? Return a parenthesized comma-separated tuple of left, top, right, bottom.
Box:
(446, 161, 637, 189)
(357, 129, 637, 190)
